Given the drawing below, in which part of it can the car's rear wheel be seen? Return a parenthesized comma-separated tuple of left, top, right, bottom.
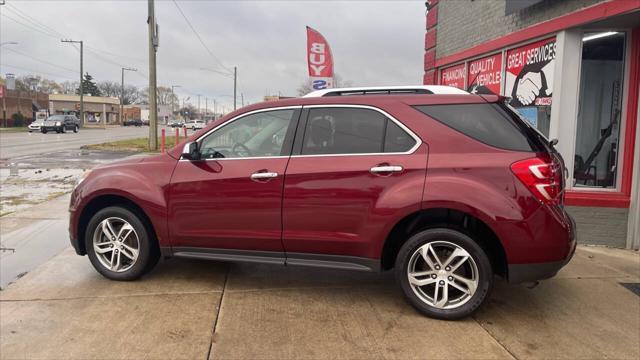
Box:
(85, 206, 159, 281)
(395, 228, 493, 320)
(41, 129, 47, 134)
(74, 125, 79, 133)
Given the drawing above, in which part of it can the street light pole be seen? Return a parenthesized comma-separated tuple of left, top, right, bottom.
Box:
(233, 66, 237, 111)
(171, 85, 180, 115)
(61, 39, 83, 125)
(120, 67, 137, 124)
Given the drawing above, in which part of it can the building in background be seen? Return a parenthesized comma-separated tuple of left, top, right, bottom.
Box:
(0, 77, 49, 127)
(123, 104, 171, 124)
(48, 94, 120, 125)
(423, 0, 640, 249)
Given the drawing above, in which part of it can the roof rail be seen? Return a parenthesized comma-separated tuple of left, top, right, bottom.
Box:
(303, 85, 469, 97)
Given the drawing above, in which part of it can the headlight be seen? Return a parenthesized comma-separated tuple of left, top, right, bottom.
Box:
(75, 170, 92, 187)
(55, 121, 61, 126)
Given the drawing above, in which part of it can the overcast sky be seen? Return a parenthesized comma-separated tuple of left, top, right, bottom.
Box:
(1, 0, 425, 111)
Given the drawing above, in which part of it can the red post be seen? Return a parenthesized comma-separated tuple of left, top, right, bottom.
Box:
(161, 128, 165, 153)
(175, 128, 179, 146)
(183, 127, 188, 137)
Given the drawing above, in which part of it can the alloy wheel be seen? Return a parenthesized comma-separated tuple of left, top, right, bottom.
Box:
(407, 240, 479, 310)
(92, 217, 140, 272)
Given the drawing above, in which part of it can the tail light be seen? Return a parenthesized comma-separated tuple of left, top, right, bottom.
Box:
(511, 156, 563, 205)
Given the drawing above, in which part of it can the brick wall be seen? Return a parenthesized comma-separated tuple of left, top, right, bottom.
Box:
(566, 206, 628, 247)
(435, 0, 605, 58)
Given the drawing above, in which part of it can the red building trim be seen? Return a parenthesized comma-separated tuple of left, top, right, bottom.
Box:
(435, 0, 640, 68)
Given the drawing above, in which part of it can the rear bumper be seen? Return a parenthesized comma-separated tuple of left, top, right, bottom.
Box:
(507, 213, 577, 283)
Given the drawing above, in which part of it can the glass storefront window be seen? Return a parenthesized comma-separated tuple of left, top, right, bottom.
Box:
(504, 37, 557, 137)
(573, 31, 626, 189)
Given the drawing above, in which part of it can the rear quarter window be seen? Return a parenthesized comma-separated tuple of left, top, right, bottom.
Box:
(414, 103, 543, 152)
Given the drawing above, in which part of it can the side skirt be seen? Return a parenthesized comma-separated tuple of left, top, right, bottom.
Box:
(166, 247, 381, 272)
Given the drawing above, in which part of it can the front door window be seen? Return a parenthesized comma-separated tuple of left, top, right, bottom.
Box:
(200, 109, 295, 159)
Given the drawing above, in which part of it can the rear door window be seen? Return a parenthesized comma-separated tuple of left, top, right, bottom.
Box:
(414, 103, 544, 152)
(301, 107, 417, 155)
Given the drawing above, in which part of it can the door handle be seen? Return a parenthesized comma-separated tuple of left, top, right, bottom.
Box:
(250, 171, 278, 180)
(370, 165, 403, 174)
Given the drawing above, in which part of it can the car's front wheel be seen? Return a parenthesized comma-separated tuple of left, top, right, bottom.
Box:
(85, 206, 159, 281)
(395, 228, 493, 320)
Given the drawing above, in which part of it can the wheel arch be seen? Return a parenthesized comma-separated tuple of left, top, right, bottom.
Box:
(380, 206, 508, 278)
(76, 194, 159, 255)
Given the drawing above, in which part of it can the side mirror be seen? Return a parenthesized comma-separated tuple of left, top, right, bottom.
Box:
(549, 138, 559, 147)
(181, 141, 201, 161)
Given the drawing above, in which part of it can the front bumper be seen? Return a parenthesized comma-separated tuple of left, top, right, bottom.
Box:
(41, 125, 62, 132)
(507, 213, 577, 283)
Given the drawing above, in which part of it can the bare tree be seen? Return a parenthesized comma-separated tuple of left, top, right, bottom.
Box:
(60, 80, 80, 95)
(140, 86, 178, 106)
(13, 75, 63, 93)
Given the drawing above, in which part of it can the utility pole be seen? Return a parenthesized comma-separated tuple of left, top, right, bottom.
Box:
(197, 94, 201, 118)
(61, 39, 83, 125)
(241, 93, 244, 107)
(233, 66, 237, 111)
(148, 0, 159, 150)
(120, 67, 137, 124)
(171, 85, 180, 115)
(213, 99, 217, 119)
(205, 97, 208, 120)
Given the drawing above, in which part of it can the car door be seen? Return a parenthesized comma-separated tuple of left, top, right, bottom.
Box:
(169, 107, 301, 254)
(282, 105, 428, 261)
(64, 116, 72, 129)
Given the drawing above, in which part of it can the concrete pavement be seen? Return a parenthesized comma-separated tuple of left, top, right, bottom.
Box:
(1, 244, 638, 359)
(0, 127, 148, 159)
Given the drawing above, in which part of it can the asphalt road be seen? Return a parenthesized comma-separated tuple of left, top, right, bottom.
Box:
(0, 126, 149, 159)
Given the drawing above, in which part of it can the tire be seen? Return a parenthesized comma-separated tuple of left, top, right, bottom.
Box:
(74, 125, 79, 133)
(85, 206, 159, 281)
(42, 129, 47, 134)
(395, 228, 493, 320)
(61, 125, 66, 134)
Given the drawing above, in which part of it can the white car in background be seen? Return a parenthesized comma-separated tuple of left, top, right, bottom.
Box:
(28, 119, 44, 132)
(184, 120, 205, 130)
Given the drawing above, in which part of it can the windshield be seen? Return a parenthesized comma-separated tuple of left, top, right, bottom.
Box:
(46, 115, 65, 121)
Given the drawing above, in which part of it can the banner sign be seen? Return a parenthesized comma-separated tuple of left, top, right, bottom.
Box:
(467, 53, 502, 95)
(439, 63, 466, 89)
(504, 37, 556, 106)
(306, 26, 334, 90)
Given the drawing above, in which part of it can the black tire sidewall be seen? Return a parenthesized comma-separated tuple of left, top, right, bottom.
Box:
(395, 228, 493, 320)
(85, 206, 154, 281)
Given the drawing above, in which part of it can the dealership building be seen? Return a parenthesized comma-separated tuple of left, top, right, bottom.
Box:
(423, 0, 639, 249)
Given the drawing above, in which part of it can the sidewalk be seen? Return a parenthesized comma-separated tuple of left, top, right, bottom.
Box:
(0, 240, 638, 359)
(0, 194, 71, 289)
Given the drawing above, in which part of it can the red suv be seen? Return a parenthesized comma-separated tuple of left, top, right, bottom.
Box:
(69, 86, 576, 319)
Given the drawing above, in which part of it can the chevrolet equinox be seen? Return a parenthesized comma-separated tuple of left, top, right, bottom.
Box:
(69, 86, 576, 319)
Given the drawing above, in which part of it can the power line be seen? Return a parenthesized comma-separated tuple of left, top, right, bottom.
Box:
(0, 63, 78, 81)
(171, 0, 233, 75)
(0, 12, 59, 39)
(5, 3, 68, 39)
(4, 47, 77, 74)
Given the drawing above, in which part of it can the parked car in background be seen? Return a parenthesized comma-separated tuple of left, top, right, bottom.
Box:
(69, 86, 576, 320)
(168, 120, 184, 128)
(184, 119, 205, 130)
(142, 119, 150, 126)
(28, 119, 45, 132)
(123, 119, 143, 127)
(41, 115, 80, 134)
